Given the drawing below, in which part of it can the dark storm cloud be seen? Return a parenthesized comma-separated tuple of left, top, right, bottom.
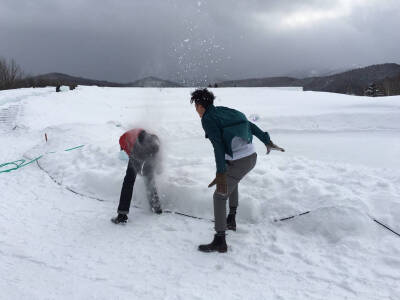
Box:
(0, 0, 399, 84)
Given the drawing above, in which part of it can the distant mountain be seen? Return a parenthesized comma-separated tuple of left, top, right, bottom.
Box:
(16, 64, 400, 95)
(126, 76, 182, 87)
(302, 63, 400, 95)
(24, 73, 181, 88)
(218, 76, 302, 88)
(285, 66, 355, 79)
(218, 63, 400, 96)
(31, 73, 123, 87)
(380, 72, 400, 96)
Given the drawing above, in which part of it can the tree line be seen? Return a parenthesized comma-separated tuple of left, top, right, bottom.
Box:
(0, 57, 66, 91)
(0, 57, 23, 90)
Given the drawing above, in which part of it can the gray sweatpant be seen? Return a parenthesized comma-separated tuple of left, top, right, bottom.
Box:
(214, 152, 257, 232)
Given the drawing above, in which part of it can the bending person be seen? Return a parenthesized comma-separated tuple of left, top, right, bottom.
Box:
(111, 128, 162, 224)
(191, 88, 284, 253)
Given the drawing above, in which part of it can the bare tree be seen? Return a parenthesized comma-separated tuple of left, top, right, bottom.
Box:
(0, 57, 24, 90)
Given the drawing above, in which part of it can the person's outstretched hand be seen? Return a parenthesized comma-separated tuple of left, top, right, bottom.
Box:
(266, 142, 285, 154)
(208, 173, 227, 195)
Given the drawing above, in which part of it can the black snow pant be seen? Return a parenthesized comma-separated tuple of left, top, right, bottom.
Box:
(117, 158, 161, 214)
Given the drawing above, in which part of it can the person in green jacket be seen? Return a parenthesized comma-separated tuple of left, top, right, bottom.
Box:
(191, 88, 284, 253)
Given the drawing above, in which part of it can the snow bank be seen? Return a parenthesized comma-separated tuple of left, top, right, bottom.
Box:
(2, 86, 400, 299)
(26, 123, 400, 232)
(0, 87, 54, 108)
(281, 206, 379, 243)
(24, 123, 124, 200)
(17, 87, 400, 225)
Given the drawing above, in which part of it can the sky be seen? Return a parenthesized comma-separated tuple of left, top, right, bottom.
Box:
(1, 0, 399, 84)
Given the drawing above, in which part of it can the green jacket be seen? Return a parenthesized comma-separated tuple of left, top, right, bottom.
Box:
(201, 105, 271, 173)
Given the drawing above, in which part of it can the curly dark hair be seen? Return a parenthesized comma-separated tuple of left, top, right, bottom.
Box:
(190, 88, 215, 109)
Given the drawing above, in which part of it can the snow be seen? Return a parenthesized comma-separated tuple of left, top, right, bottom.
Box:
(1, 86, 400, 299)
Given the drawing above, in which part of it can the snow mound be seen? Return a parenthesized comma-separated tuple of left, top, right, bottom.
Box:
(24, 123, 217, 215)
(24, 122, 400, 227)
(248, 156, 400, 227)
(24, 123, 126, 201)
(281, 206, 379, 243)
(263, 112, 400, 133)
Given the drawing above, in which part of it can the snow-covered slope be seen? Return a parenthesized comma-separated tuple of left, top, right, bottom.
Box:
(1, 87, 400, 299)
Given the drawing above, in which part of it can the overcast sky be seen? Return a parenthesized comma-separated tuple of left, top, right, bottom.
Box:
(1, 0, 399, 84)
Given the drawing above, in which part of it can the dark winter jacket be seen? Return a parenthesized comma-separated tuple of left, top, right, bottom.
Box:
(131, 132, 160, 163)
(201, 105, 271, 173)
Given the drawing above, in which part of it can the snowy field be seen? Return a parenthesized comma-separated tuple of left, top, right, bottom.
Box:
(1, 86, 400, 299)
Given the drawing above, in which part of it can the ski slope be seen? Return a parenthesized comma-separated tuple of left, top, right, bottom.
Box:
(1, 86, 400, 299)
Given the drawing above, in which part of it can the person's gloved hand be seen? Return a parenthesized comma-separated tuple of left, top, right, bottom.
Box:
(266, 141, 285, 154)
(208, 173, 227, 195)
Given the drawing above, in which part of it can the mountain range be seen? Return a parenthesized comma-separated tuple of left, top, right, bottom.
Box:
(24, 63, 400, 96)
(217, 63, 400, 96)
(29, 73, 182, 88)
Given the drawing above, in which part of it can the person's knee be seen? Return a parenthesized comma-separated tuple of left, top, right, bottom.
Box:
(213, 191, 228, 201)
(141, 161, 155, 177)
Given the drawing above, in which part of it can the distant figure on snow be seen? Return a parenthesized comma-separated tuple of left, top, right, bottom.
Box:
(111, 128, 162, 224)
(191, 88, 284, 253)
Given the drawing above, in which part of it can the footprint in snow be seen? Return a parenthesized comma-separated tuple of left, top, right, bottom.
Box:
(269, 244, 285, 255)
(163, 225, 177, 232)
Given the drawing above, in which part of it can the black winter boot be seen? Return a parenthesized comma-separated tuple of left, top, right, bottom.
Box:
(198, 233, 227, 253)
(111, 213, 128, 224)
(227, 213, 236, 231)
(152, 206, 162, 214)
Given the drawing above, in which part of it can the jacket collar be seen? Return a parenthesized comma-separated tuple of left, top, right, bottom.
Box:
(202, 104, 215, 118)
